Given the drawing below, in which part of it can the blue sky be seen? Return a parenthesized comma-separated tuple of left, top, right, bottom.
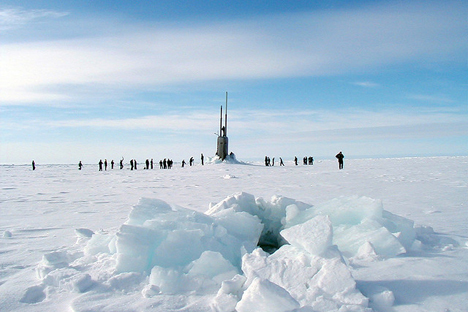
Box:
(1, 0, 467, 164)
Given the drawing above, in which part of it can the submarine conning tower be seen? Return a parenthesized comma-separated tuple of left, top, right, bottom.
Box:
(216, 92, 229, 160)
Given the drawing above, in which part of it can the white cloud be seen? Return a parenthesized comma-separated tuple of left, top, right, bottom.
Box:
(0, 1, 466, 105)
(0, 7, 68, 31)
(50, 114, 218, 132)
(352, 81, 380, 88)
(18, 106, 465, 141)
(2, 106, 467, 163)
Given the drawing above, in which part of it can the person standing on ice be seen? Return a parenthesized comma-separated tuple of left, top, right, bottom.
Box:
(99, 159, 103, 171)
(336, 151, 344, 169)
(201, 153, 204, 165)
(32, 160, 35, 170)
(104, 159, 108, 171)
(279, 157, 285, 166)
(111, 160, 114, 169)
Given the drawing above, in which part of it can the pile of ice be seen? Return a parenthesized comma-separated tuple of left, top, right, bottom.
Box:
(31, 192, 425, 311)
(210, 152, 245, 164)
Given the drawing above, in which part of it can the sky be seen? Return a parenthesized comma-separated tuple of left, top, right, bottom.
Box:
(1, 0, 467, 164)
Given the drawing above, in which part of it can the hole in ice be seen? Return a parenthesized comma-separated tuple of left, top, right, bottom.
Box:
(257, 230, 282, 254)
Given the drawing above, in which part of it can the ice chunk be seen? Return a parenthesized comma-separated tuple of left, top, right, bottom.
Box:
(149, 266, 189, 294)
(115, 225, 165, 273)
(37, 251, 71, 279)
(242, 244, 368, 309)
(42, 251, 69, 267)
(211, 274, 247, 311)
(312, 257, 367, 305)
(152, 228, 205, 268)
(212, 208, 263, 246)
(352, 241, 381, 262)
(381, 210, 416, 250)
(185, 251, 238, 284)
(126, 198, 173, 226)
(111, 196, 262, 274)
(284, 196, 414, 258)
(284, 204, 301, 224)
(287, 196, 383, 228)
(72, 273, 94, 293)
(84, 231, 114, 256)
(218, 274, 247, 297)
(359, 285, 395, 310)
(206, 192, 258, 216)
(211, 292, 239, 312)
(236, 278, 300, 312)
(75, 228, 94, 238)
(149, 252, 239, 295)
(370, 287, 395, 309)
(3, 230, 12, 238)
(334, 219, 406, 258)
(280, 215, 333, 256)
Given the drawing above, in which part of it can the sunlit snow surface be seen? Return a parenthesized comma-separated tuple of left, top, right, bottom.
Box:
(1, 157, 468, 311)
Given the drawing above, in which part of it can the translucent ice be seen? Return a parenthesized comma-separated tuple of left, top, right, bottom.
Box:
(37, 193, 422, 311)
(285, 196, 415, 258)
(236, 277, 300, 312)
(280, 215, 333, 256)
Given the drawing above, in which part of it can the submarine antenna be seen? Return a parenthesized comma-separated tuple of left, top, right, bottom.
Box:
(219, 105, 223, 136)
(225, 92, 228, 136)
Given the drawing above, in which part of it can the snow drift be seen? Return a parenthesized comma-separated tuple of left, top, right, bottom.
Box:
(31, 192, 428, 311)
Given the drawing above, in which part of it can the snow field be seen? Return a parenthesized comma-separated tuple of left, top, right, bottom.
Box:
(1, 156, 467, 311)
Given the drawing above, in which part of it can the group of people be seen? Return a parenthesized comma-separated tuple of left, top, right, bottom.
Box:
(34, 152, 345, 171)
(267, 153, 343, 169)
(98, 159, 115, 171)
(264, 156, 285, 166)
(292, 156, 314, 166)
(160, 159, 174, 169)
(91, 154, 206, 171)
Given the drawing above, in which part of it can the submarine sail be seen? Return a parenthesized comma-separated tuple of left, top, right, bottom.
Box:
(216, 92, 229, 160)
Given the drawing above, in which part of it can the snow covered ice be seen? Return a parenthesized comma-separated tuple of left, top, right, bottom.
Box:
(1, 157, 468, 311)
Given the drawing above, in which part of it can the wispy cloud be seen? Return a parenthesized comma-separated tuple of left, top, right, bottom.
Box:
(7, 106, 464, 140)
(352, 81, 380, 88)
(2, 105, 467, 162)
(0, 1, 466, 105)
(46, 112, 220, 132)
(0, 7, 68, 31)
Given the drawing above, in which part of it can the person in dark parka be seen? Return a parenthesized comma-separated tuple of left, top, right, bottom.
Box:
(336, 151, 344, 170)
